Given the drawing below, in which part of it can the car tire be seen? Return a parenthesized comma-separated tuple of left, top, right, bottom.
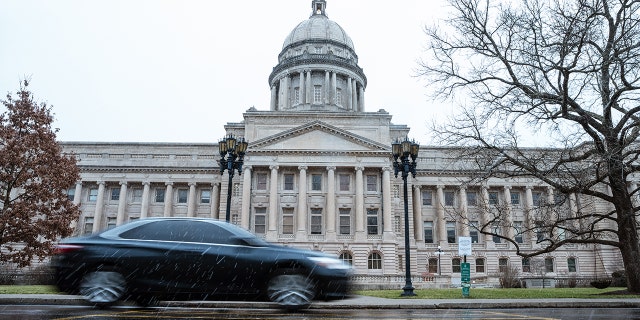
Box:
(78, 267, 127, 308)
(266, 270, 315, 309)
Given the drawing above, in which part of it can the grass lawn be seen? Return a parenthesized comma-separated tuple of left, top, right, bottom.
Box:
(0, 285, 59, 294)
(355, 287, 640, 299)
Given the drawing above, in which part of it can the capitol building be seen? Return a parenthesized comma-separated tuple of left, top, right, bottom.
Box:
(61, 0, 623, 288)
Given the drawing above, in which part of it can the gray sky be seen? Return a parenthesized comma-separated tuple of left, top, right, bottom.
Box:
(0, 0, 450, 144)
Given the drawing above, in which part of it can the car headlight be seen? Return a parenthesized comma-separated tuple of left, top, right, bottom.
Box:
(308, 256, 352, 270)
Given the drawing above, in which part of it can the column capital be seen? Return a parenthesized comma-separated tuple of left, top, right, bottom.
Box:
(413, 185, 422, 191)
(436, 184, 445, 189)
(504, 185, 512, 190)
(355, 166, 364, 171)
(382, 166, 392, 172)
(298, 165, 308, 171)
(270, 165, 279, 171)
(142, 181, 151, 186)
(243, 165, 252, 171)
(188, 182, 197, 187)
(326, 166, 336, 171)
(165, 182, 174, 186)
(96, 181, 105, 186)
(119, 181, 128, 186)
(525, 185, 534, 190)
(211, 182, 220, 187)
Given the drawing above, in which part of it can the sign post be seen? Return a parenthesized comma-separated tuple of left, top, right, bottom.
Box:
(458, 237, 472, 298)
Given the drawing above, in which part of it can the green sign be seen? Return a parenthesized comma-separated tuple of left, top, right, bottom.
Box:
(461, 262, 471, 298)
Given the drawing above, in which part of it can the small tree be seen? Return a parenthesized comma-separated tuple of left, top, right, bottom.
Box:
(0, 81, 80, 267)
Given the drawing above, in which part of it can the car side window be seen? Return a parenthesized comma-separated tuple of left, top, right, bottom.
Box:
(120, 220, 234, 244)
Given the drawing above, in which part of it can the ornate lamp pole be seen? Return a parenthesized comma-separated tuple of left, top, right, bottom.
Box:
(219, 134, 248, 223)
(392, 137, 419, 297)
(436, 245, 443, 276)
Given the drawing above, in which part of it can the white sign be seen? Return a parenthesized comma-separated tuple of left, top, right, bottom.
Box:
(458, 236, 472, 256)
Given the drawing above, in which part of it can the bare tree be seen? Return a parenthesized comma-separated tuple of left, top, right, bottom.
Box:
(0, 81, 81, 267)
(418, 0, 640, 292)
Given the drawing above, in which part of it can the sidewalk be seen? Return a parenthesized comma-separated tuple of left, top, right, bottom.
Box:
(0, 294, 639, 309)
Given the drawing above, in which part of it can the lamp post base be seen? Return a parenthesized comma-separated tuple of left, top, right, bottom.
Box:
(401, 284, 416, 297)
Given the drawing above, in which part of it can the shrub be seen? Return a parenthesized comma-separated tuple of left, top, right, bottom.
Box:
(497, 265, 521, 288)
(590, 279, 612, 289)
(611, 270, 627, 287)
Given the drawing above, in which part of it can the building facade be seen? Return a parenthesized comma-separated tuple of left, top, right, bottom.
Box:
(62, 1, 623, 287)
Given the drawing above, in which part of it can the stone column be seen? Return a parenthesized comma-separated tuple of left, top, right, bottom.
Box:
(93, 181, 106, 233)
(298, 71, 305, 104)
(504, 186, 514, 239)
(413, 184, 423, 241)
(211, 182, 220, 219)
(306, 70, 312, 104)
(73, 182, 83, 205)
(524, 185, 534, 243)
(382, 167, 394, 240)
(324, 70, 330, 104)
(346, 77, 353, 110)
(140, 182, 150, 219)
(270, 85, 277, 111)
(326, 166, 337, 240)
(163, 182, 173, 217)
(241, 166, 252, 229)
(355, 166, 365, 240)
(351, 79, 358, 110)
(481, 186, 494, 244)
(436, 185, 446, 245)
(278, 78, 285, 110)
(358, 85, 365, 111)
(116, 181, 128, 226)
(268, 165, 279, 240)
(187, 182, 197, 217)
(283, 75, 290, 109)
(331, 72, 337, 105)
(459, 187, 469, 236)
(296, 165, 308, 240)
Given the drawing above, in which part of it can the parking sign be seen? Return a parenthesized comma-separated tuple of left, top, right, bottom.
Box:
(458, 236, 472, 256)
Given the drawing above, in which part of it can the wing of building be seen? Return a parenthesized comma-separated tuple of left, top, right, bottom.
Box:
(61, 0, 623, 289)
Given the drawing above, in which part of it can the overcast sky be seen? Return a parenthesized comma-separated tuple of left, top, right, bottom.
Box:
(0, 0, 451, 144)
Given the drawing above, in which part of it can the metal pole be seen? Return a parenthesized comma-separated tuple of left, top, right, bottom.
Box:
(225, 169, 234, 223)
(401, 159, 415, 296)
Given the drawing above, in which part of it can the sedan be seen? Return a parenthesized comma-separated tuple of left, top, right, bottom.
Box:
(51, 217, 352, 309)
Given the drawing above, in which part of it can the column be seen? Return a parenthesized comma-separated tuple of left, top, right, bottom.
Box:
(358, 85, 365, 111)
(459, 187, 470, 236)
(211, 182, 220, 219)
(163, 182, 173, 217)
(187, 182, 197, 217)
(346, 77, 353, 110)
(296, 165, 308, 240)
(140, 182, 150, 219)
(382, 167, 394, 240)
(326, 166, 337, 240)
(524, 185, 534, 243)
(92, 181, 106, 233)
(436, 185, 446, 245)
(351, 79, 358, 110)
(298, 71, 305, 104)
(481, 186, 493, 244)
(413, 185, 423, 241)
(283, 76, 290, 109)
(116, 181, 128, 226)
(503, 186, 514, 239)
(241, 166, 252, 229)
(278, 78, 285, 110)
(355, 166, 365, 240)
(324, 70, 330, 104)
(331, 72, 337, 105)
(73, 182, 83, 205)
(306, 70, 312, 104)
(268, 165, 279, 239)
(270, 85, 277, 111)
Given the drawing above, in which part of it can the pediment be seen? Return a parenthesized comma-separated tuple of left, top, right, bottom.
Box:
(250, 121, 389, 152)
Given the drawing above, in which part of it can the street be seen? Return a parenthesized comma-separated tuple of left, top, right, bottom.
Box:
(1, 305, 640, 320)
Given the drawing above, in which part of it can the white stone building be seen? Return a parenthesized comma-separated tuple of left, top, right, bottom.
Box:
(61, 0, 623, 288)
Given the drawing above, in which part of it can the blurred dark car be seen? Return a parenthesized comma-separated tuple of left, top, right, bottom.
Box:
(51, 218, 352, 309)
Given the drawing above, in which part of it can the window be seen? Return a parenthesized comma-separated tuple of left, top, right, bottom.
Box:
(313, 85, 322, 103)
(452, 258, 461, 273)
(446, 221, 456, 243)
(84, 217, 94, 235)
(339, 252, 352, 265)
(294, 87, 300, 104)
(535, 221, 545, 242)
(107, 217, 117, 229)
(120, 220, 235, 244)
(367, 208, 379, 235)
(254, 207, 266, 234)
(339, 208, 351, 235)
(339, 174, 350, 191)
(488, 191, 499, 205)
(422, 190, 433, 205)
(475, 258, 485, 273)
(567, 257, 577, 272)
(131, 188, 143, 203)
(200, 189, 211, 204)
(283, 174, 294, 191)
(368, 252, 382, 269)
(315, 46, 322, 54)
(469, 221, 479, 243)
(66, 188, 75, 201)
(522, 258, 531, 272)
(498, 258, 508, 273)
(511, 192, 521, 205)
(256, 173, 268, 190)
(110, 187, 120, 201)
(311, 174, 322, 191)
(177, 189, 188, 203)
(336, 89, 342, 106)
(423, 221, 434, 243)
(492, 224, 502, 243)
(428, 258, 438, 273)
(444, 191, 455, 206)
(366, 175, 377, 192)
(466, 191, 477, 206)
(514, 221, 524, 243)
(88, 188, 98, 202)
(154, 188, 165, 203)
(310, 208, 323, 234)
(532, 191, 543, 206)
(545, 257, 554, 272)
(233, 183, 240, 196)
(282, 208, 294, 234)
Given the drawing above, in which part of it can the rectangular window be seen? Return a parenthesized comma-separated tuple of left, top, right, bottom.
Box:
(545, 257, 554, 272)
(567, 257, 577, 272)
(107, 217, 117, 229)
(366, 208, 379, 235)
(532, 191, 543, 206)
(499, 258, 508, 273)
(466, 191, 477, 206)
(284, 174, 294, 191)
(511, 192, 521, 205)
(422, 190, 433, 206)
(452, 258, 461, 273)
(366, 175, 377, 192)
(488, 191, 499, 205)
(282, 208, 294, 234)
(66, 188, 75, 201)
(155, 188, 165, 203)
(475, 258, 485, 273)
(311, 174, 322, 191)
(535, 221, 545, 242)
(339, 208, 351, 235)
(131, 188, 143, 203)
(84, 217, 94, 235)
(423, 221, 434, 243)
(336, 89, 342, 105)
(310, 208, 323, 234)
(313, 85, 322, 103)
(294, 87, 300, 104)
(493, 224, 502, 243)
(514, 221, 524, 243)
(522, 258, 531, 273)
(446, 221, 457, 243)
(254, 207, 266, 234)
(88, 188, 98, 202)
(110, 187, 120, 201)
(428, 258, 438, 273)
(200, 189, 211, 204)
(339, 174, 350, 191)
(256, 173, 268, 190)
(177, 189, 188, 204)
(444, 191, 455, 206)
(233, 183, 240, 196)
(469, 221, 479, 244)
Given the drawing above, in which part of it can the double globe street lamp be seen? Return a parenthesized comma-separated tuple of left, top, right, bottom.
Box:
(219, 135, 248, 223)
(392, 137, 419, 297)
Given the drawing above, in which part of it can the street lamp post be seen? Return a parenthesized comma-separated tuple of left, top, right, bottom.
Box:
(218, 134, 248, 223)
(436, 245, 443, 276)
(392, 137, 419, 297)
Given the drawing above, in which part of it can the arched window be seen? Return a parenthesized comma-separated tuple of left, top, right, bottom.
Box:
(339, 252, 352, 265)
(368, 252, 382, 269)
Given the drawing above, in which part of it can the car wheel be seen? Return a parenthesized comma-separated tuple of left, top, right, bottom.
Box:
(79, 268, 127, 307)
(266, 271, 315, 309)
